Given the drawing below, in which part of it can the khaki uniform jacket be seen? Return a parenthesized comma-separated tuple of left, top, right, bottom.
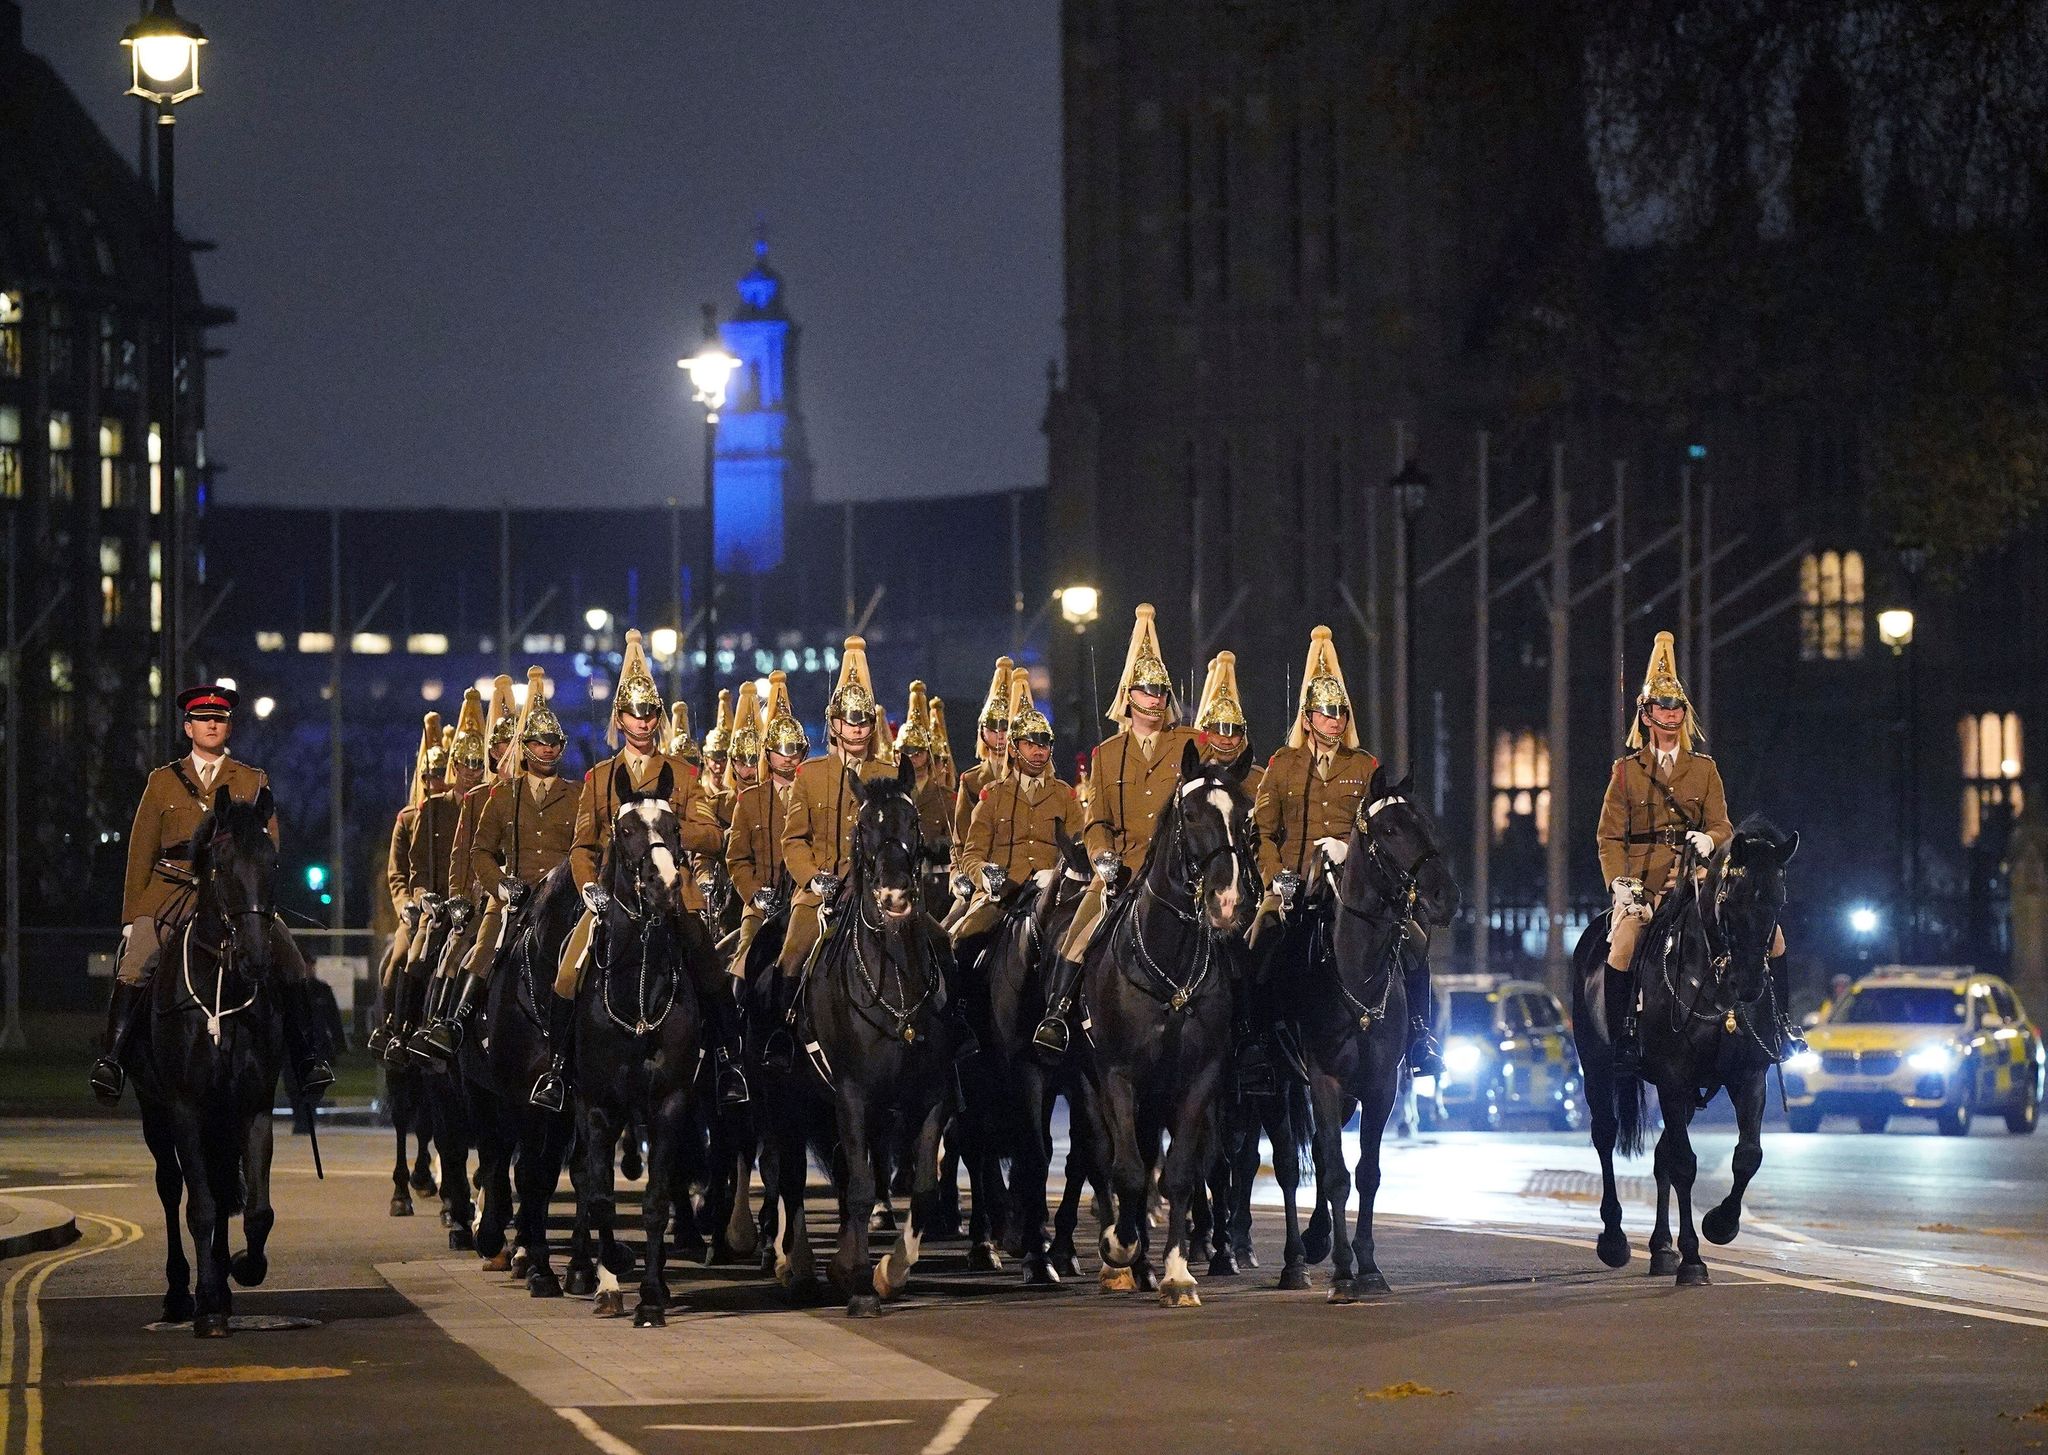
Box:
(1596, 747, 1734, 892)
(122, 756, 278, 925)
(964, 773, 1081, 884)
(448, 783, 493, 901)
(385, 807, 416, 913)
(725, 779, 791, 904)
(913, 778, 952, 859)
(782, 753, 900, 907)
(570, 751, 722, 910)
(403, 791, 464, 899)
(951, 761, 999, 869)
(470, 772, 578, 898)
(1082, 725, 1202, 872)
(1254, 744, 1379, 884)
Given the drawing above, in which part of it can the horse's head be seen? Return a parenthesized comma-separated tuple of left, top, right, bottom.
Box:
(608, 762, 685, 921)
(1046, 821, 1097, 917)
(194, 785, 279, 975)
(1705, 815, 1798, 999)
(1345, 766, 1459, 929)
(1164, 740, 1255, 933)
(852, 756, 924, 925)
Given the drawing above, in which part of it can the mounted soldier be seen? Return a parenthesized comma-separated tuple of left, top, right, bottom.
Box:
(927, 696, 959, 797)
(762, 635, 900, 1070)
(895, 680, 954, 902)
(1034, 602, 1199, 1059)
(369, 713, 446, 1056)
(1195, 651, 1261, 799)
(725, 670, 805, 979)
(1597, 630, 1802, 1067)
(701, 688, 735, 808)
(400, 685, 494, 1062)
(383, 710, 483, 1062)
(950, 657, 1014, 883)
(949, 668, 1079, 948)
(92, 684, 333, 1103)
(530, 630, 727, 1111)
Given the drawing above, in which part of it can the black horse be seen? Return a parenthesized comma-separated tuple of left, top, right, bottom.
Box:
(571, 774, 710, 1326)
(1078, 741, 1255, 1308)
(128, 787, 292, 1336)
(760, 756, 964, 1316)
(1301, 768, 1459, 1303)
(1572, 816, 1799, 1285)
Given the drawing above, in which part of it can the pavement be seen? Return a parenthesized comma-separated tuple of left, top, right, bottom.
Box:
(4, 1115, 2048, 1455)
(0, 1195, 78, 1259)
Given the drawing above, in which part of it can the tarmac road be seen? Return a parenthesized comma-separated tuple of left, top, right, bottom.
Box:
(4, 1116, 2047, 1455)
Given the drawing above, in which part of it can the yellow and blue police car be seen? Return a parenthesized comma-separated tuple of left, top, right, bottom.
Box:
(1784, 968, 2044, 1136)
(1416, 975, 1585, 1132)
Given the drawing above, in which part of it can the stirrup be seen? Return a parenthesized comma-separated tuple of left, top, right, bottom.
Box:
(1779, 1019, 1808, 1058)
(297, 1059, 336, 1099)
(1406, 1020, 1444, 1078)
(717, 1063, 751, 1107)
(762, 1026, 796, 1073)
(366, 1018, 394, 1055)
(89, 1057, 125, 1106)
(1235, 1043, 1278, 1098)
(1031, 1011, 1072, 1059)
(529, 1061, 567, 1112)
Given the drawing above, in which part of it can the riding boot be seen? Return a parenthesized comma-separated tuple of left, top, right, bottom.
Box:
(280, 980, 337, 1102)
(89, 980, 147, 1105)
(704, 988, 751, 1107)
(1032, 955, 1085, 1060)
(1269, 1021, 1311, 1085)
(405, 976, 454, 1066)
(420, 974, 483, 1062)
(1769, 952, 1807, 1057)
(366, 1007, 396, 1056)
(1403, 960, 1443, 1077)
(1613, 1002, 1643, 1078)
(529, 992, 577, 1112)
(761, 968, 797, 1073)
(1233, 1007, 1276, 1098)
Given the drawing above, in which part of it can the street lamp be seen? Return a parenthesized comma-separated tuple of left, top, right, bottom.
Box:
(679, 304, 742, 729)
(1057, 584, 1101, 763)
(1878, 605, 1915, 960)
(1877, 607, 1914, 651)
(1057, 584, 1099, 630)
(123, 0, 207, 749)
(1387, 457, 1431, 769)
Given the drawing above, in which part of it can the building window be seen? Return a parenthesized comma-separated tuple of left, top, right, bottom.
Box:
(46, 303, 71, 385)
(1959, 711, 2023, 847)
(47, 410, 74, 501)
(101, 575, 122, 626)
(1491, 728, 1552, 845)
(49, 651, 75, 692)
(148, 425, 163, 514)
(0, 291, 21, 378)
(0, 404, 19, 499)
(1798, 549, 1865, 660)
(98, 418, 126, 508)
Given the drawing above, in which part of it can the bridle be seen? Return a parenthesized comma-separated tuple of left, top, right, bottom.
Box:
(838, 787, 938, 1044)
(180, 820, 276, 1044)
(1666, 842, 1783, 1051)
(1324, 794, 1438, 1034)
(1116, 774, 1243, 1013)
(594, 809, 682, 1036)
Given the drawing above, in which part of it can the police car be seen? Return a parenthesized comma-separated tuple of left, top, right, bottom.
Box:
(1784, 968, 2045, 1135)
(1416, 975, 1585, 1132)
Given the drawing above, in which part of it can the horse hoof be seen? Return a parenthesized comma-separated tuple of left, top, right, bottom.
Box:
(632, 1301, 666, 1328)
(229, 1251, 268, 1288)
(1701, 1208, 1739, 1246)
(1277, 1263, 1311, 1292)
(389, 1196, 414, 1218)
(162, 1291, 195, 1324)
(967, 1243, 1001, 1273)
(412, 1172, 438, 1197)
(481, 1249, 512, 1273)
(1134, 1262, 1159, 1293)
(1098, 1265, 1136, 1294)
(727, 1224, 759, 1262)
(1208, 1249, 1239, 1277)
(192, 1313, 231, 1339)
(564, 1266, 597, 1298)
(1647, 1248, 1681, 1278)
(592, 1290, 625, 1318)
(527, 1269, 563, 1299)
(846, 1293, 883, 1319)
(1001, 1231, 1028, 1261)
(1022, 1259, 1060, 1288)
(619, 1145, 643, 1182)
(1596, 1230, 1632, 1269)
(1234, 1243, 1259, 1270)
(1357, 1271, 1391, 1296)
(1052, 1252, 1082, 1281)
(871, 1209, 898, 1234)
(510, 1248, 531, 1280)
(1302, 1227, 1332, 1266)
(448, 1226, 476, 1252)
(1676, 1262, 1710, 1288)
(439, 1208, 454, 1229)
(1159, 1281, 1201, 1308)
(1327, 1279, 1357, 1305)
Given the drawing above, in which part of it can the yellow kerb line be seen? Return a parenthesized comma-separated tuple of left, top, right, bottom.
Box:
(1, 1212, 144, 1455)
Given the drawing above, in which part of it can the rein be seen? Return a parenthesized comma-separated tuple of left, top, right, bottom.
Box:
(176, 843, 275, 1045)
(1325, 796, 1434, 1034)
(594, 852, 678, 1036)
(836, 794, 937, 1044)
(1115, 793, 1230, 1014)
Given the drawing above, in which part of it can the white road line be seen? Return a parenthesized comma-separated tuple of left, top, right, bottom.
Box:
(0, 1183, 135, 1195)
(645, 1418, 913, 1433)
(922, 1397, 993, 1455)
(1742, 1217, 1817, 1245)
(556, 1407, 644, 1455)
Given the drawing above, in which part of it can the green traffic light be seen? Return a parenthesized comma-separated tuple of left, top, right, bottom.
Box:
(305, 864, 327, 891)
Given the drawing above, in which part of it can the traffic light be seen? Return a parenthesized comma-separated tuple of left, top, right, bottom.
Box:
(304, 864, 327, 892)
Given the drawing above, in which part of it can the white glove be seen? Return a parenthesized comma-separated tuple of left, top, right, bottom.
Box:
(581, 883, 610, 916)
(1315, 836, 1350, 867)
(749, 886, 778, 913)
(1610, 877, 1651, 922)
(951, 873, 976, 902)
(1092, 851, 1120, 884)
(1271, 871, 1303, 907)
(808, 872, 840, 897)
(1686, 830, 1716, 860)
(495, 879, 515, 905)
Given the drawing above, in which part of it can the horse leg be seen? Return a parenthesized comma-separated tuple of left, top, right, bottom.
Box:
(1702, 1071, 1766, 1246)
(1348, 1060, 1399, 1296)
(1231, 1110, 1263, 1268)
(1270, 1099, 1309, 1290)
(1660, 1089, 1708, 1285)
(1156, 1077, 1216, 1308)
(878, 1092, 951, 1301)
(1096, 1074, 1145, 1295)
(171, 1105, 229, 1337)
(1310, 1075, 1357, 1302)
(963, 1110, 1003, 1273)
(580, 1108, 623, 1312)
(1647, 1122, 1679, 1277)
(1203, 1134, 1236, 1277)
(518, 1118, 566, 1297)
(411, 1096, 439, 1196)
(141, 1107, 194, 1324)
(635, 1093, 684, 1327)
(230, 1112, 275, 1288)
(1048, 1141, 1085, 1281)
(389, 1087, 415, 1217)
(770, 1120, 820, 1302)
(721, 1106, 761, 1263)
(832, 1086, 882, 1316)
(1585, 1043, 1632, 1268)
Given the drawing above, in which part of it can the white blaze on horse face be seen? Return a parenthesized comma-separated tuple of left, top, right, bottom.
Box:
(623, 801, 680, 888)
(1205, 786, 1241, 923)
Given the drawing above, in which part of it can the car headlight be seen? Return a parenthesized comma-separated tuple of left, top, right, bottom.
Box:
(1785, 1050, 1820, 1075)
(1908, 1043, 1957, 1074)
(1444, 1039, 1484, 1077)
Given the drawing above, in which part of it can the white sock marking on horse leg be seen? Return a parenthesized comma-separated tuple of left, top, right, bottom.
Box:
(1165, 1247, 1194, 1288)
(596, 1263, 621, 1295)
(1104, 1226, 1136, 1265)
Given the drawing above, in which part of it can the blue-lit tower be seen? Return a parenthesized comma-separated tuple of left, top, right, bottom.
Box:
(713, 235, 813, 573)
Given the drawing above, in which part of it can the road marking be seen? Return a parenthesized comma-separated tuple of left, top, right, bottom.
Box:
(71, 1365, 349, 1386)
(557, 1407, 644, 1455)
(1, 1213, 143, 1455)
(645, 1418, 913, 1432)
(922, 1397, 993, 1454)
(0, 1184, 135, 1195)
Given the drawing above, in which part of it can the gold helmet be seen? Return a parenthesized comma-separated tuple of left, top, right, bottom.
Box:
(514, 667, 565, 772)
(1194, 651, 1249, 736)
(702, 688, 734, 758)
(1108, 603, 1177, 725)
(1289, 625, 1359, 750)
(975, 656, 1015, 763)
(668, 700, 701, 765)
(409, 711, 445, 810)
(928, 695, 956, 770)
(1628, 629, 1702, 751)
(895, 680, 934, 755)
(759, 669, 809, 765)
(1007, 666, 1053, 747)
(482, 673, 518, 782)
(608, 628, 663, 749)
(727, 679, 764, 764)
(827, 634, 882, 743)
(447, 687, 487, 780)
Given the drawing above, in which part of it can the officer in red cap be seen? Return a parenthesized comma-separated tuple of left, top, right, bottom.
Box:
(90, 684, 335, 1104)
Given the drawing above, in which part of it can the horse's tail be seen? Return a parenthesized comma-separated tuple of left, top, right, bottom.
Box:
(1282, 1078, 1315, 1188)
(1613, 1063, 1649, 1159)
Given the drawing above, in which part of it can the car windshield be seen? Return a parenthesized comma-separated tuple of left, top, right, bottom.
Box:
(1444, 992, 1495, 1036)
(1835, 986, 1966, 1026)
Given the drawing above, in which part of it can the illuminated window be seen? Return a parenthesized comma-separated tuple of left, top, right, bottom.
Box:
(0, 291, 20, 377)
(101, 575, 121, 626)
(98, 538, 122, 574)
(49, 651, 74, 692)
(405, 632, 449, 655)
(1799, 549, 1865, 660)
(298, 631, 335, 653)
(98, 418, 126, 507)
(255, 631, 285, 652)
(47, 410, 73, 501)
(0, 404, 18, 499)
(148, 425, 162, 514)
(1490, 728, 1553, 845)
(351, 632, 392, 655)
(1959, 712, 2023, 847)
(420, 679, 445, 702)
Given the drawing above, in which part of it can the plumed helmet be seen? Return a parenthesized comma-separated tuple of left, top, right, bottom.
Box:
(976, 657, 1014, 733)
(447, 687, 487, 777)
(928, 696, 955, 767)
(608, 628, 663, 748)
(1628, 630, 1701, 751)
(726, 679, 763, 764)
(668, 701, 701, 765)
(1289, 625, 1359, 750)
(1194, 651, 1248, 734)
(827, 635, 878, 727)
(894, 680, 934, 754)
(759, 669, 809, 763)
(702, 688, 733, 758)
(516, 668, 565, 772)
(409, 712, 444, 810)
(1108, 603, 1178, 724)
(1006, 667, 1053, 747)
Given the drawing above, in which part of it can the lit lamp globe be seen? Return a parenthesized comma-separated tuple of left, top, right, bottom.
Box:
(649, 627, 680, 660)
(1058, 584, 1099, 630)
(1876, 607, 1915, 653)
(679, 339, 743, 422)
(122, 0, 207, 105)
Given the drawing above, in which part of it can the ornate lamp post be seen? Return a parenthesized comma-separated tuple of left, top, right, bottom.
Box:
(678, 306, 741, 728)
(1387, 457, 1431, 770)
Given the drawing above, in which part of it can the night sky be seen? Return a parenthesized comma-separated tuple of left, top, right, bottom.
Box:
(28, 1, 1061, 509)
